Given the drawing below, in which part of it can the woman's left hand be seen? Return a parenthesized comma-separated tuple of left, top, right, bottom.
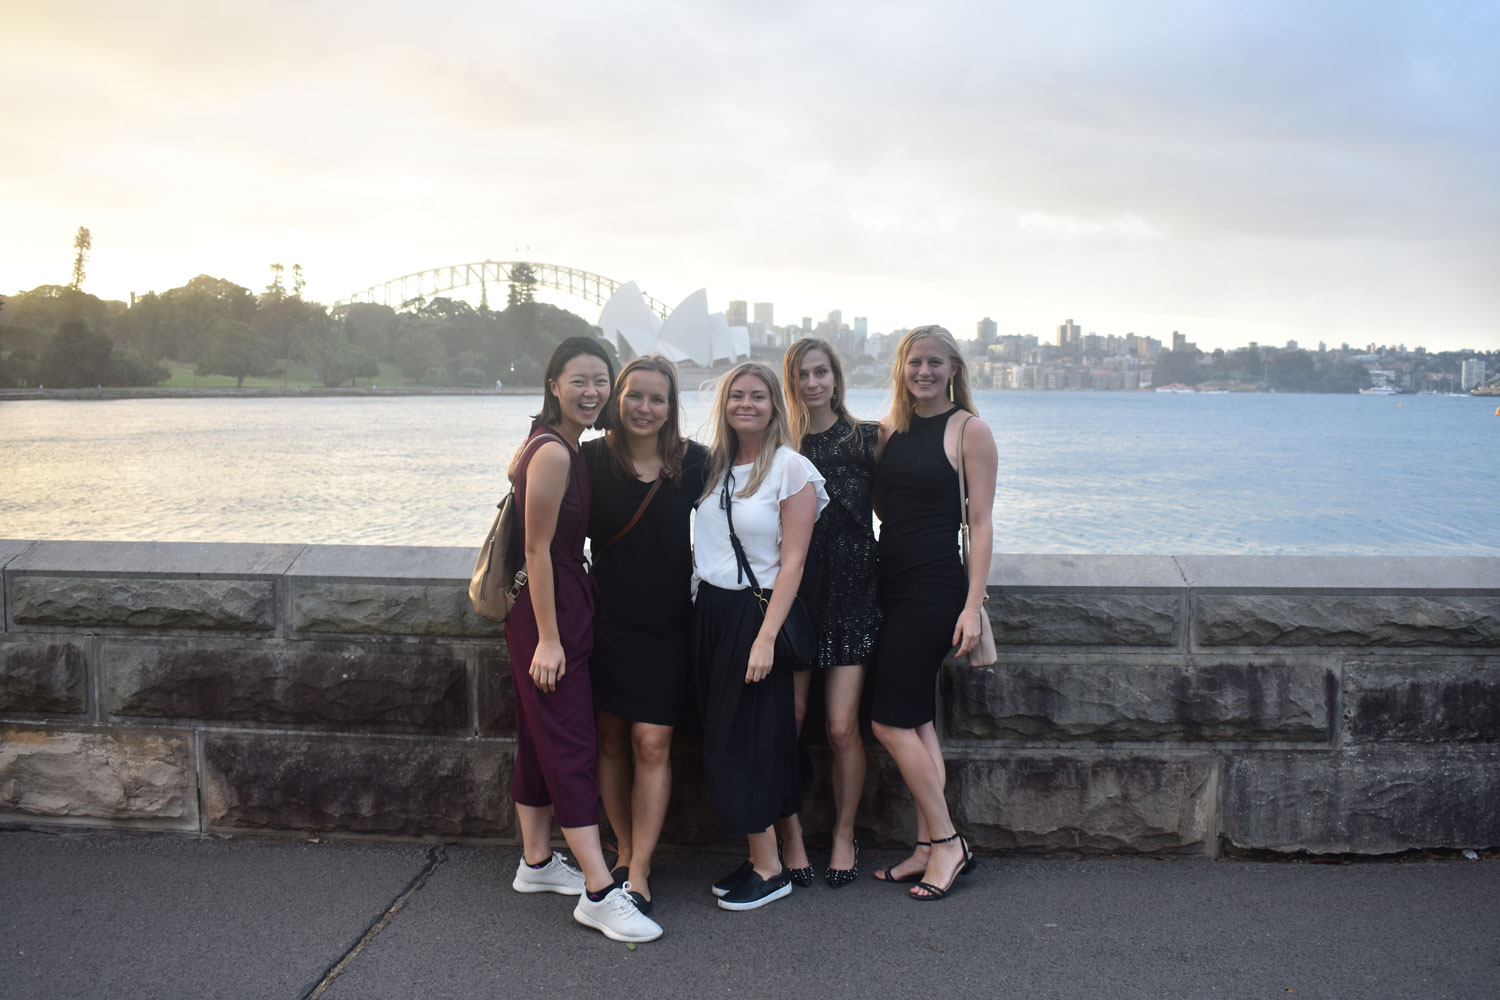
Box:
(745, 635, 774, 683)
(952, 608, 983, 657)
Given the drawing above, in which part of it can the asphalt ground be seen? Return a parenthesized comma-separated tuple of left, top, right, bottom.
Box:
(2, 830, 1496, 1000)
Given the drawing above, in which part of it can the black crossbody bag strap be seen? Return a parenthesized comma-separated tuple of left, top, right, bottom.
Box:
(721, 470, 768, 611)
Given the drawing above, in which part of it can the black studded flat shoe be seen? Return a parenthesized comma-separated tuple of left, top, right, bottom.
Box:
(778, 841, 815, 887)
(825, 839, 860, 888)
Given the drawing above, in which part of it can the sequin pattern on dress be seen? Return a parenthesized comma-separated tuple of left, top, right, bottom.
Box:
(797, 418, 881, 668)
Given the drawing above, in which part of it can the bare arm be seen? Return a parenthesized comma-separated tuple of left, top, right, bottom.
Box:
(871, 419, 893, 520)
(745, 484, 818, 684)
(952, 416, 997, 655)
(521, 440, 571, 693)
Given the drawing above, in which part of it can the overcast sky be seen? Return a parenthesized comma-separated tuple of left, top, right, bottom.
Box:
(5, 0, 1497, 352)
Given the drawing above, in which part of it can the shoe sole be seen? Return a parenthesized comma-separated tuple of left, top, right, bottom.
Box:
(572, 908, 663, 943)
(512, 877, 584, 895)
(717, 881, 792, 911)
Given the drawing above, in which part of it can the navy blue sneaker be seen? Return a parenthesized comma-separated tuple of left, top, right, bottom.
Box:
(711, 860, 755, 898)
(717, 868, 792, 911)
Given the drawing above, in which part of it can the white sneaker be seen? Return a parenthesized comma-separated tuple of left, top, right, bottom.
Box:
(512, 851, 585, 895)
(573, 883, 663, 943)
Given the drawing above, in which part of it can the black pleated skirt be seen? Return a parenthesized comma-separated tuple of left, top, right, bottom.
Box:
(692, 582, 801, 834)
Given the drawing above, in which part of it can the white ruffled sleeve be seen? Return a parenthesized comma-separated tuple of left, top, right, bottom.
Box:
(776, 447, 829, 519)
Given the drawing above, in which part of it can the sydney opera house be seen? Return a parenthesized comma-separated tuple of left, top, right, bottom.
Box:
(596, 282, 749, 368)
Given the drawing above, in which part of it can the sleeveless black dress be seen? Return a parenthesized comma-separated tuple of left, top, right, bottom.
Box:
(870, 407, 967, 728)
(797, 418, 880, 668)
(583, 438, 709, 726)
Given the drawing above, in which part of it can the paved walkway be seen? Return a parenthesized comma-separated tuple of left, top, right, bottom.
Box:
(1, 830, 1495, 1000)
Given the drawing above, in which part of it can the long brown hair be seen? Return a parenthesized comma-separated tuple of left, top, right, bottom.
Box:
(782, 337, 857, 449)
(699, 361, 792, 503)
(885, 325, 975, 434)
(600, 355, 686, 485)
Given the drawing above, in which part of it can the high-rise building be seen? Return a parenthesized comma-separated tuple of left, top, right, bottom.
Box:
(1172, 331, 1186, 353)
(726, 300, 747, 327)
(853, 317, 868, 338)
(1461, 359, 1488, 390)
(802, 317, 813, 333)
(977, 317, 997, 346)
(753, 302, 774, 327)
(1056, 319, 1080, 353)
(827, 309, 842, 327)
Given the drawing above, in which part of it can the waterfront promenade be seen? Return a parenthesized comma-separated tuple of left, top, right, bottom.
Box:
(2, 829, 1495, 1000)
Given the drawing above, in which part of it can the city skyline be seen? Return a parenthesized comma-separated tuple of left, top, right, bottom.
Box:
(5, 1, 1498, 354)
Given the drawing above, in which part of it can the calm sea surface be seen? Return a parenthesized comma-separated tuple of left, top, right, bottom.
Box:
(3, 390, 1498, 555)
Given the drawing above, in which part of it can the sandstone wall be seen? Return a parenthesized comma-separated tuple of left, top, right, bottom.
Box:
(3, 541, 1496, 855)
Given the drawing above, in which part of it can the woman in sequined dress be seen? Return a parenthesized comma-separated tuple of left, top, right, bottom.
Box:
(776, 338, 880, 888)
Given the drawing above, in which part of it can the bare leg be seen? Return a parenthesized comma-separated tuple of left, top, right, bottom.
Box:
(824, 664, 866, 871)
(595, 710, 633, 872)
(873, 720, 965, 895)
(872, 720, 955, 881)
(748, 827, 782, 880)
(558, 823, 615, 895)
(774, 670, 814, 871)
(627, 721, 674, 900)
(516, 802, 558, 866)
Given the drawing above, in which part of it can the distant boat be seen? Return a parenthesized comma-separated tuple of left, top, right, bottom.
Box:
(1359, 385, 1398, 395)
(1154, 383, 1195, 394)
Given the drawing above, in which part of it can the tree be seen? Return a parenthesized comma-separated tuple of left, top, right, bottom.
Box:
(36, 322, 117, 387)
(291, 264, 306, 299)
(0, 347, 39, 388)
(507, 262, 538, 308)
(392, 318, 449, 381)
(196, 318, 279, 387)
(1153, 348, 1204, 386)
(266, 263, 286, 301)
(299, 320, 377, 387)
(3, 284, 113, 338)
(70, 227, 91, 291)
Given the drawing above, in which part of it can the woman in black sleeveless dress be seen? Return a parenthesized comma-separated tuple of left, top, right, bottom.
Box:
(870, 325, 997, 901)
(778, 338, 880, 887)
(582, 356, 708, 913)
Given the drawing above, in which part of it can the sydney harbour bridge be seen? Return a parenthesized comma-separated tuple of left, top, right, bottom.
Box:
(334, 261, 672, 319)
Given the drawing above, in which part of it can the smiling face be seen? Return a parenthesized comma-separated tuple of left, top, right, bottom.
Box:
(725, 372, 773, 442)
(550, 353, 612, 429)
(617, 368, 671, 441)
(903, 336, 954, 404)
(796, 348, 836, 413)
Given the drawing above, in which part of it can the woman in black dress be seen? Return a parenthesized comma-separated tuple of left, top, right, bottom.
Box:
(870, 326, 996, 901)
(777, 337, 879, 887)
(583, 356, 708, 913)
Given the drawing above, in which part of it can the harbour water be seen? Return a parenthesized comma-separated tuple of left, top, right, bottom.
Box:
(3, 390, 1497, 555)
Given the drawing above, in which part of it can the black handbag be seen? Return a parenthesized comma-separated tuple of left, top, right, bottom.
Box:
(721, 472, 816, 670)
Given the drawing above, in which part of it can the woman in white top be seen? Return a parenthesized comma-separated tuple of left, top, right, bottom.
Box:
(692, 360, 828, 911)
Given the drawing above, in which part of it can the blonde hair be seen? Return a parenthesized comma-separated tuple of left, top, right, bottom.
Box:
(782, 337, 857, 449)
(885, 325, 976, 433)
(600, 355, 686, 486)
(700, 361, 792, 504)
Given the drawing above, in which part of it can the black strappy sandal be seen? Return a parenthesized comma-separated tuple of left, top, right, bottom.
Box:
(873, 841, 931, 883)
(909, 833, 975, 901)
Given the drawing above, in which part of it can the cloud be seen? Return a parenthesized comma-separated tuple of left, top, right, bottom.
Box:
(2, 0, 1497, 349)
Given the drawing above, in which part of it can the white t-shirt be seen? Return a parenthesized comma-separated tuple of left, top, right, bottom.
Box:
(693, 446, 829, 592)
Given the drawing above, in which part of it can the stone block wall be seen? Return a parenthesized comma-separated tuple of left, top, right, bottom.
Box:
(3, 542, 1497, 856)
